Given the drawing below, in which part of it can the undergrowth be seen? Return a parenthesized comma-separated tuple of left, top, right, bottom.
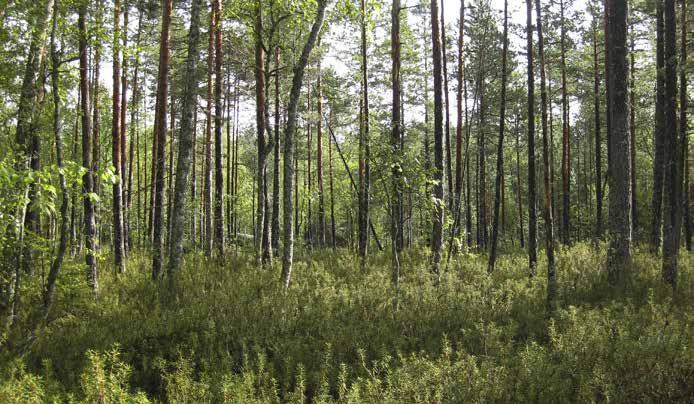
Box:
(1, 242, 692, 402)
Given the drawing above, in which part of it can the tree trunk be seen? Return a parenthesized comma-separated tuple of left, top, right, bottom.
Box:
(328, 113, 337, 249)
(526, 0, 545, 274)
(681, 0, 690, 252)
(455, 0, 465, 244)
(629, 21, 638, 234)
(45, 0, 68, 311)
(488, 0, 508, 273)
(79, 1, 97, 293)
(213, 0, 224, 256)
(204, 3, 214, 256)
(168, 0, 203, 274)
(607, 0, 632, 288)
(281, 0, 328, 288)
(560, 0, 570, 244)
(121, 6, 129, 251)
(358, 0, 370, 263)
(391, 0, 402, 287)
(430, 0, 445, 278)
(317, 62, 326, 247)
(272, 48, 281, 255)
(112, 0, 126, 273)
(592, 10, 603, 240)
(151, 0, 172, 279)
(441, 0, 453, 209)
(536, 0, 556, 312)
(662, 0, 681, 287)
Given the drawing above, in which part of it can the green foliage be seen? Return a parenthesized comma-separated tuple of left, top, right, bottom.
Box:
(0, 244, 691, 402)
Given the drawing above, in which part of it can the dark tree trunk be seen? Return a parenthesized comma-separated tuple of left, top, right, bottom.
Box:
(203, 3, 214, 255)
(662, 0, 681, 287)
(45, 1, 68, 311)
(526, 0, 538, 272)
(681, 0, 690, 252)
(328, 113, 337, 249)
(121, 6, 129, 251)
(213, 0, 224, 256)
(629, 22, 638, 234)
(488, 0, 508, 273)
(151, 0, 172, 279)
(168, 0, 203, 274)
(592, 11, 603, 240)
(536, 0, 556, 312)
(112, 0, 126, 273)
(281, 0, 328, 287)
(430, 0, 445, 278)
(606, 0, 632, 288)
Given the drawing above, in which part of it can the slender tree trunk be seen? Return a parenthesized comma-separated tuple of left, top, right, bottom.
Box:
(536, 0, 556, 311)
(391, 0, 402, 287)
(681, 0, 690, 252)
(526, 0, 546, 274)
(317, 62, 326, 247)
(515, 116, 525, 248)
(306, 86, 312, 245)
(358, 0, 370, 263)
(79, 1, 97, 293)
(151, 0, 172, 279)
(629, 21, 638, 234)
(92, 0, 102, 248)
(272, 48, 281, 254)
(128, 11, 143, 246)
(441, 0, 453, 208)
(560, 0, 571, 244)
(168, 0, 203, 274)
(112, 0, 126, 273)
(488, 0, 508, 273)
(121, 6, 129, 251)
(213, 0, 224, 256)
(45, 1, 68, 310)
(430, 0, 445, 278)
(328, 112, 337, 249)
(455, 0, 465, 244)
(662, 0, 681, 287)
(204, 3, 214, 255)
(607, 0, 632, 288)
(281, 0, 328, 288)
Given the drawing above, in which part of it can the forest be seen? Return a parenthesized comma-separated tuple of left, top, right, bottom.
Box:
(0, 0, 692, 401)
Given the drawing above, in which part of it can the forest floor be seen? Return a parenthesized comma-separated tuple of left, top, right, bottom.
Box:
(1, 243, 693, 402)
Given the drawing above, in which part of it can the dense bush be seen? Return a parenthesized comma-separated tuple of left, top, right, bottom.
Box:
(1, 243, 692, 402)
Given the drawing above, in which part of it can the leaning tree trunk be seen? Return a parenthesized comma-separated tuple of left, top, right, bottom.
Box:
(281, 0, 328, 288)
(151, 0, 172, 279)
(488, 0, 508, 273)
(606, 0, 632, 288)
(430, 0, 445, 279)
(168, 0, 203, 275)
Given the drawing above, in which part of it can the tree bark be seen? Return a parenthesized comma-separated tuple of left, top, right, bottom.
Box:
(525, 0, 538, 272)
(488, 0, 508, 273)
(213, 0, 224, 256)
(112, 0, 126, 273)
(607, 0, 632, 288)
(151, 0, 172, 279)
(272, 48, 281, 254)
(536, 0, 556, 311)
(391, 0, 402, 286)
(168, 0, 203, 274)
(317, 62, 326, 247)
(358, 0, 370, 263)
(681, 0, 690, 252)
(281, 0, 328, 288)
(592, 9, 603, 240)
(662, 0, 681, 287)
(79, 1, 97, 293)
(430, 0, 445, 278)
(204, 3, 214, 255)
(560, 0, 570, 244)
